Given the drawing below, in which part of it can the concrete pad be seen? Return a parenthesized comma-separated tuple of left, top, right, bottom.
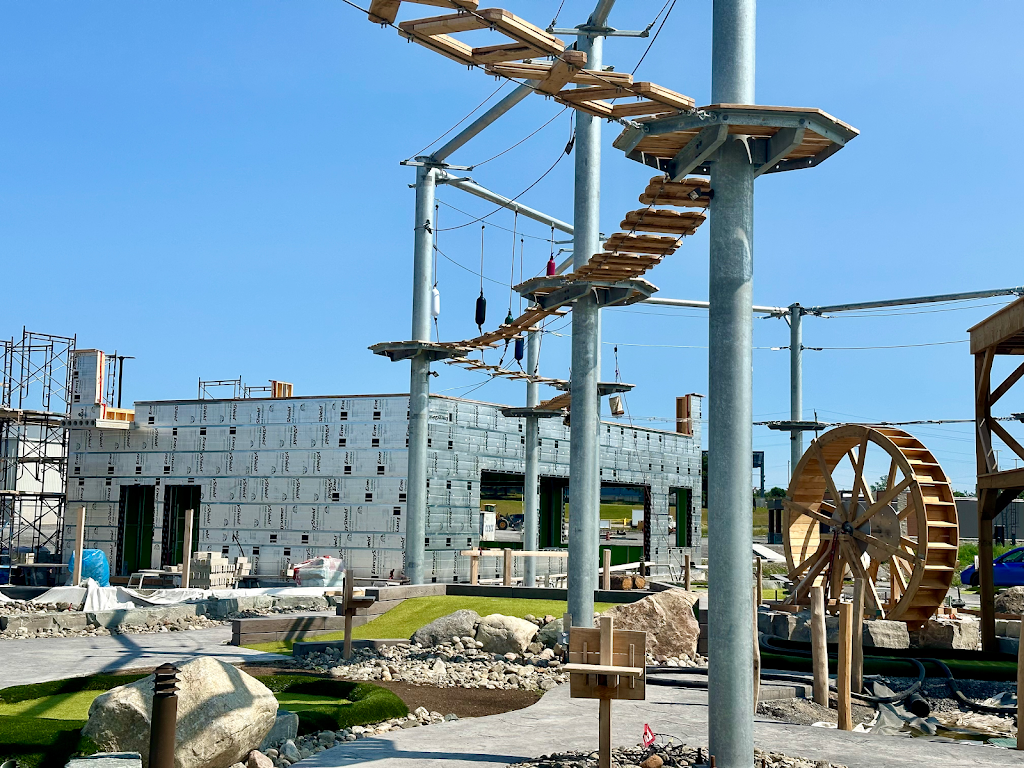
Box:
(298, 682, 1023, 768)
(0, 626, 286, 688)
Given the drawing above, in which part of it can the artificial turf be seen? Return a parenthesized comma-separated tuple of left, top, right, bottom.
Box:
(242, 595, 615, 655)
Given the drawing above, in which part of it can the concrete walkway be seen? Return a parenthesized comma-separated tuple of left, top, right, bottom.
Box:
(0, 626, 286, 687)
(302, 684, 1023, 768)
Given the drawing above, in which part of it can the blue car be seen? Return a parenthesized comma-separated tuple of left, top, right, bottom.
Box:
(960, 546, 1024, 587)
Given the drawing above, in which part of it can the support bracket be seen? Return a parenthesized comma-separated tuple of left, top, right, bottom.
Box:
(668, 124, 729, 181)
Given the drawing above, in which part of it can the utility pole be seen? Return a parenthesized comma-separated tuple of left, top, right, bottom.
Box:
(707, 1, 756, 766)
(788, 304, 802, 479)
(567, 0, 614, 630)
(522, 331, 541, 586)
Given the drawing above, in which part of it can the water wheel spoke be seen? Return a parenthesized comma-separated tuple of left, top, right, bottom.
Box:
(792, 546, 833, 600)
(847, 435, 872, 513)
(793, 541, 829, 576)
(851, 475, 913, 529)
(839, 539, 885, 618)
(812, 441, 847, 520)
(785, 499, 836, 528)
(885, 457, 898, 492)
(848, 528, 917, 564)
(890, 556, 909, 594)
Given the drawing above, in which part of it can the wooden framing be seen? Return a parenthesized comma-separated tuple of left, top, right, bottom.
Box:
(969, 297, 1024, 652)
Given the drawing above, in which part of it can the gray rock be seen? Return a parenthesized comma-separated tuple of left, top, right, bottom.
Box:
(995, 586, 1024, 615)
(279, 741, 301, 763)
(410, 610, 480, 647)
(913, 618, 980, 650)
(476, 615, 539, 655)
(246, 753, 273, 768)
(66, 753, 143, 768)
(862, 619, 909, 649)
(536, 618, 564, 647)
(259, 711, 298, 751)
(82, 657, 278, 768)
(602, 589, 701, 659)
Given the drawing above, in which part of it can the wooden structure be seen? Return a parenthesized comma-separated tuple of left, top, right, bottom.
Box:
(460, 547, 568, 585)
(969, 298, 1024, 652)
(783, 425, 957, 627)
(340, 570, 376, 660)
(564, 616, 646, 768)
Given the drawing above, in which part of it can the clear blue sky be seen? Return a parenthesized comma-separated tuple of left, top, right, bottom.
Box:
(3, 1, 1022, 493)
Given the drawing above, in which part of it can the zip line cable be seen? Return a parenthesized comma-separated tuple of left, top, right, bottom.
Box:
(405, 81, 509, 161)
(470, 106, 570, 168)
(631, 0, 677, 75)
(432, 243, 507, 287)
(436, 200, 554, 242)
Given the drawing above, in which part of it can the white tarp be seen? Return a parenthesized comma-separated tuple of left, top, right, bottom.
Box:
(752, 543, 786, 563)
(26, 583, 333, 610)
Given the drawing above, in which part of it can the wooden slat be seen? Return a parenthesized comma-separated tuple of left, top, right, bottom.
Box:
(603, 233, 680, 255)
(368, 0, 402, 24)
(535, 51, 587, 94)
(610, 100, 677, 118)
(398, 30, 474, 64)
(620, 209, 705, 235)
(557, 85, 633, 103)
(631, 82, 695, 110)
(398, 12, 488, 35)
(472, 42, 546, 64)
(573, 69, 634, 87)
(479, 8, 564, 55)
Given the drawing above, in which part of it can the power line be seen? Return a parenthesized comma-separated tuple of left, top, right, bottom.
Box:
(405, 81, 509, 161)
(631, 0, 677, 75)
(825, 300, 1011, 319)
(471, 106, 570, 168)
(436, 200, 556, 242)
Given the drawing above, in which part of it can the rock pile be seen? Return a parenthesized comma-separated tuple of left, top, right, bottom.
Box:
(254, 708, 458, 768)
(0, 600, 77, 617)
(511, 744, 847, 768)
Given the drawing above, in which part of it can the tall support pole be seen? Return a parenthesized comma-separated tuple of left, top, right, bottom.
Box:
(181, 508, 194, 589)
(406, 162, 436, 585)
(707, 1, 756, 765)
(789, 303, 803, 479)
(523, 331, 542, 587)
(566, 12, 608, 629)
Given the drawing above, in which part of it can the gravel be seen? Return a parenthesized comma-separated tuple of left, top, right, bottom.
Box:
(259, 707, 458, 768)
(509, 743, 847, 768)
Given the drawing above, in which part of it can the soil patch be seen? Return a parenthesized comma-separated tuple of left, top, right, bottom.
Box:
(757, 695, 875, 727)
(238, 664, 541, 718)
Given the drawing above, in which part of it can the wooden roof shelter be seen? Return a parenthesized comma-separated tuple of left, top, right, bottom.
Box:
(969, 297, 1024, 651)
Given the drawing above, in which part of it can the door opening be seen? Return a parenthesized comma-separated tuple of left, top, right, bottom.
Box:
(117, 485, 155, 576)
(161, 485, 201, 568)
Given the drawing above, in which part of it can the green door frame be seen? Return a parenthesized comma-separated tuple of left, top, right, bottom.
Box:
(161, 485, 201, 567)
(117, 485, 155, 576)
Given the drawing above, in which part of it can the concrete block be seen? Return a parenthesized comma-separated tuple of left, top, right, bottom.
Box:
(67, 753, 142, 768)
(53, 612, 91, 631)
(770, 612, 797, 641)
(2, 614, 57, 632)
(862, 620, 910, 649)
(756, 609, 773, 635)
(913, 618, 981, 650)
(258, 710, 299, 750)
(87, 610, 132, 629)
(998, 637, 1019, 656)
(995, 619, 1008, 637)
(272, 596, 329, 611)
(1007, 620, 1021, 639)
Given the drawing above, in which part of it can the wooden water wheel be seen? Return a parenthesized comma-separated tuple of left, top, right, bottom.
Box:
(784, 425, 958, 626)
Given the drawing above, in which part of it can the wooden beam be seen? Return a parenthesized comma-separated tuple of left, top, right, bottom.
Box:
(991, 359, 1024, 405)
(990, 417, 1024, 463)
(535, 51, 587, 95)
(630, 82, 695, 110)
(472, 42, 545, 64)
(609, 100, 677, 118)
(368, 0, 402, 24)
(398, 12, 489, 35)
(479, 8, 565, 55)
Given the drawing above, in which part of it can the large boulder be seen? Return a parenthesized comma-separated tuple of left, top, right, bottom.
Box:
(536, 618, 564, 648)
(411, 609, 480, 647)
(863, 619, 910, 649)
(475, 614, 538, 654)
(83, 657, 278, 768)
(912, 618, 980, 650)
(995, 586, 1024, 615)
(602, 589, 701, 660)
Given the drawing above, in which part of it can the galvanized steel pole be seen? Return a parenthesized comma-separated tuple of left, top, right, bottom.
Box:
(406, 162, 436, 585)
(566, 10, 608, 630)
(523, 330, 542, 586)
(707, 1, 756, 766)
(789, 304, 803, 479)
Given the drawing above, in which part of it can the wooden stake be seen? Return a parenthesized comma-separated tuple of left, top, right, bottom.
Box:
(756, 556, 763, 605)
(181, 508, 194, 590)
(343, 568, 354, 661)
(602, 548, 611, 591)
(810, 585, 828, 706)
(503, 548, 513, 586)
(852, 578, 866, 694)
(684, 553, 691, 592)
(469, 552, 480, 585)
(837, 602, 853, 731)
(72, 506, 86, 586)
(753, 582, 761, 713)
(598, 615, 613, 768)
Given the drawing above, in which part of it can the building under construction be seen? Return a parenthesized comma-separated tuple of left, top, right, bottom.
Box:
(64, 351, 703, 582)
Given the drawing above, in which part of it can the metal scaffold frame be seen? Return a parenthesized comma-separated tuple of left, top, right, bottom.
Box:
(1, 329, 75, 563)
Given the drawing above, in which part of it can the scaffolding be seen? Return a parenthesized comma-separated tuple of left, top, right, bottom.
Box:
(0, 329, 75, 563)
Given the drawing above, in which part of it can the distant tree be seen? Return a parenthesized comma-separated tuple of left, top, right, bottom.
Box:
(869, 474, 888, 494)
(767, 487, 787, 498)
(952, 489, 972, 497)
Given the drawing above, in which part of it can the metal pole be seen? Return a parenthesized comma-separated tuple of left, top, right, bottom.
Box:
(431, 84, 536, 163)
(809, 285, 1024, 314)
(566, 9, 608, 629)
(148, 664, 179, 768)
(789, 304, 803, 480)
(436, 173, 574, 234)
(643, 296, 785, 314)
(523, 330, 541, 587)
(406, 162, 436, 585)
(707, 0, 755, 765)
(72, 506, 85, 586)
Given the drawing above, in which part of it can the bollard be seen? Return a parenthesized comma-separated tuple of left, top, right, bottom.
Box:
(149, 664, 179, 768)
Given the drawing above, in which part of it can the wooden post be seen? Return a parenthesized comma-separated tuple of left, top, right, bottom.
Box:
(503, 548, 513, 586)
(684, 553, 691, 592)
(1017, 625, 1024, 750)
(469, 552, 480, 585)
(837, 602, 853, 731)
(852, 578, 866, 694)
(810, 585, 828, 706)
(752, 582, 761, 713)
(181, 508, 194, 589)
(72, 506, 86, 586)
(755, 556, 763, 606)
(343, 569, 355, 661)
(598, 615, 613, 768)
(602, 548, 611, 591)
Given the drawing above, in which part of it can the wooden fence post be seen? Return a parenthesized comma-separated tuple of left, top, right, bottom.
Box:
(852, 578, 866, 694)
(503, 548, 513, 586)
(684, 553, 691, 592)
(837, 602, 853, 731)
(810, 585, 828, 706)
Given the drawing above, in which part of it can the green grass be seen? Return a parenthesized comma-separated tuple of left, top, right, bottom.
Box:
(0, 716, 96, 768)
(253, 677, 406, 734)
(0, 692, 101, 721)
(485, 500, 640, 522)
(243, 595, 614, 655)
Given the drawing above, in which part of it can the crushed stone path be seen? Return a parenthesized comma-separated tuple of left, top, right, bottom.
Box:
(0, 625, 286, 687)
(300, 683, 1023, 768)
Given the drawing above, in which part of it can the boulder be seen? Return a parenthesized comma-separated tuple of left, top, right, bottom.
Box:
(995, 586, 1024, 615)
(410, 609, 480, 647)
(536, 618, 564, 648)
(602, 589, 701, 659)
(862, 620, 910, 649)
(912, 618, 981, 650)
(474, 614, 538, 654)
(258, 711, 298, 751)
(82, 657, 278, 768)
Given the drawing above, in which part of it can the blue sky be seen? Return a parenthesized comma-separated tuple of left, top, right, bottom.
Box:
(3, 1, 1022, 492)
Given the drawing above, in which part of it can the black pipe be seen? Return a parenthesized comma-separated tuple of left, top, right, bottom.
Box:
(904, 692, 931, 718)
(149, 664, 179, 768)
